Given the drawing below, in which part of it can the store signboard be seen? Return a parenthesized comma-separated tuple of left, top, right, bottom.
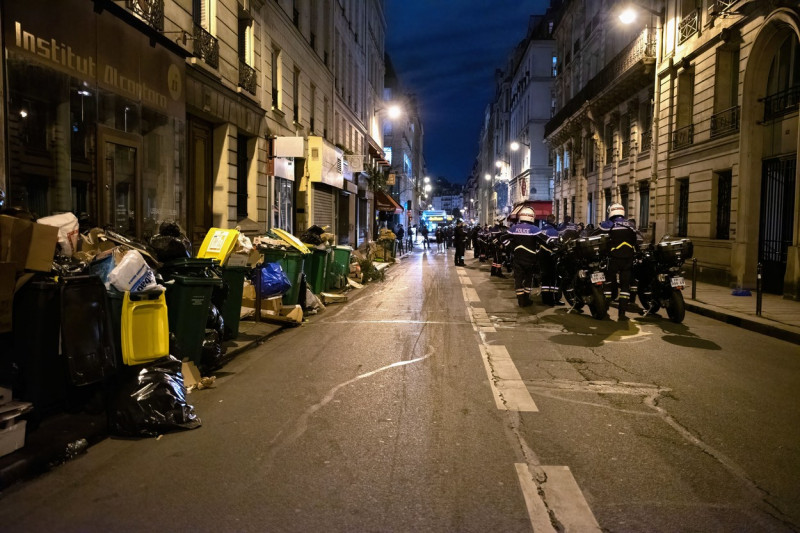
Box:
(4, 0, 185, 118)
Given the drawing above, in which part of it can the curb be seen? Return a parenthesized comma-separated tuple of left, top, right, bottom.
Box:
(685, 302, 800, 345)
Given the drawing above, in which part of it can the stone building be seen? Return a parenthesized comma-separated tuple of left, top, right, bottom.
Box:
(0, 0, 388, 249)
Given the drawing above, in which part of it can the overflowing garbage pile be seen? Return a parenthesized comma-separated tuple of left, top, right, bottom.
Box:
(0, 209, 270, 444)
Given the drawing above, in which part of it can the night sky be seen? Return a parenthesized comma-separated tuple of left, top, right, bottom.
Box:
(385, 0, 552, 185)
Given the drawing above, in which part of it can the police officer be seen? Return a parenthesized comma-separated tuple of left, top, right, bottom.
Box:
(507, 207, 542, 306)
(537, 214, 563, 305)
(489, 218, 509, 277)
(596, 203, 642, 320)
(454, 220, 467, 266)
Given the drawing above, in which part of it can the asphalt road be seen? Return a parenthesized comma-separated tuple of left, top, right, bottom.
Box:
(0, 247, 798, 532)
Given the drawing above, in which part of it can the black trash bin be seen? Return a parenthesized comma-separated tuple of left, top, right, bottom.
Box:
(12, 277, 67, 422)
(60, 275, 117, 386)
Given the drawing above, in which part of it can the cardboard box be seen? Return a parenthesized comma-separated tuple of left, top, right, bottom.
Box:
(0, 419, 27, 458)
(0, 215, 58, 273)
(25, 223, 59, 272)
(0, 262, 15, 334)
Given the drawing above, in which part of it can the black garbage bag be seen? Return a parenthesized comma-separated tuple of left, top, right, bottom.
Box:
(300, 225, 325, 245)
(149, 222, 192, 263)
(199, 329, 228, 373)
(206, 304, 225, 339)
(109, 355, 201, 438)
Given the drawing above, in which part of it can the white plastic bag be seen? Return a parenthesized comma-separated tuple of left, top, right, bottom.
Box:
(38, 212, 79, 257)
(235, 232, 253, 254)
(108, 249, 157, 292)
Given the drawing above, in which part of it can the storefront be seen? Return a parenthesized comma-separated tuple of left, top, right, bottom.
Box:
(2, 0, 187, 237)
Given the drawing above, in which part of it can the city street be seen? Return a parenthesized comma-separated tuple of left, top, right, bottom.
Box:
(0, 246, 799, 532)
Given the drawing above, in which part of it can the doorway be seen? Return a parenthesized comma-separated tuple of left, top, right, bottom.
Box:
(98, 127, 142, 238)
(188, 117, 214, 249)
(759, 156, 796, 293)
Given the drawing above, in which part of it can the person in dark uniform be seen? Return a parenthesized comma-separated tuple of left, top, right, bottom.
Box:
(595, 203, 643, 321)
(489, 218, 508, 278)
(470, 224, 480, 257)
(506, 207, 542, 306)
(454, 220, 467, 266)
(537, 214, 563, 305)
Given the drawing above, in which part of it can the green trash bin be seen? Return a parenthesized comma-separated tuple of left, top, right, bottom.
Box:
(304, 247, 330, 294)
(163, 273, 222, 365)
(219, 266, 249, 340)
(328, 245, 353, 290)
(260, 248, 307, 305)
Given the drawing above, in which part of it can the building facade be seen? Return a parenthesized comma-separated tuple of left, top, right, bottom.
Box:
(1, 0, 389, 250)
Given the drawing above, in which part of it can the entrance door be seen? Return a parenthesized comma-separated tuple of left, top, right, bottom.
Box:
(188, 117, 214, 249)
(99, 128, 142, 238)
(759, 156, 797, 293)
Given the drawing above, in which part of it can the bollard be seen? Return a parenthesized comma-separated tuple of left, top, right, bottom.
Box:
(691, 258, 697, 300)
(756, 262, 762, 316)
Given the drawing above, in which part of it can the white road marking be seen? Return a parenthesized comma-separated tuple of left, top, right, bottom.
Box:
(479, 344, 538, 412)
(515, 463, 601, 532)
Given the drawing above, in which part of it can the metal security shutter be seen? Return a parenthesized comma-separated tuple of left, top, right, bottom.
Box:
(313, 183, 335, 229)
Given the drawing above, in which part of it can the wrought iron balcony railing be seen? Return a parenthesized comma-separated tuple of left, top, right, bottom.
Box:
(678, 10, 699, 45)
(126, 0, 164, 31)
(621, 140, 630, 160)
(545, 27, 656, 138)
(239, 59, 257, 95)
(193, 23, 219, 69)
(640, 129, 652, 152)
(762, 86, 800, 122)
(712, 0, 735, 13)
(710, 106, 740, 138)
(672, 124, 694, 150)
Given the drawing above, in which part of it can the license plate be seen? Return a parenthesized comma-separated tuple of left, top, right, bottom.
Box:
(670, 276, 685, 288)
(590, 272, 605, 284)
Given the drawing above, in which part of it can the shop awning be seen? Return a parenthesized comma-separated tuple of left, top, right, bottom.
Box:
(375, 190, 404, 214)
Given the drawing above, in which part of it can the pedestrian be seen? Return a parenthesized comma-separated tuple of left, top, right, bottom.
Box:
(395, 224, 405, 255)
(470, 224, 480, 257)
(454, 220, 467, 266)
(595, 203, 643, 321)
(420, 224, 429, 250)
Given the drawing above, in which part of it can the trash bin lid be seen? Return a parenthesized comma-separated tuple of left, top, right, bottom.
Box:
(272, 228, 311, 254)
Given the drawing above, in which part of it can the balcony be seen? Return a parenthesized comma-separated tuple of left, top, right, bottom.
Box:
(678, 10, 699, 45)
(710, 106, 740, 138)
(672, 124, 694, 150)
(762, 86, 800, 122)
(239, 59, 257, 95)
(126, 0, 164, 32)
(193, 24, 219, 69)
(545, 27, 656, 140)
(640, 129, 652, 152)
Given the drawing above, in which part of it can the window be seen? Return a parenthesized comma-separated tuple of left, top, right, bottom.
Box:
(236, 134, 249, 219)
(586, 135, 595, 173)
(570, 196, 576, 221)
(310, 84, 317, 133)
(677, 178, 689, 237)
(711, 48, 740, 137)
(604, 188, 612, 216)
(638, 181, 650, 228)
(271, 46, 281, 109)
(714, 171, 732, 239)
(763, 34, 800, 121)
(587, 193, 594, 225)
(293, 68, 300, 122)
(193, 0, 216, 33)
(620, 114, 630, 159)
(605, 123, 614, 165)
(620, 185, 629, 216)
(640, 100, 653, 152)
(674, 67, 695, 148)
(238, 9, 253, 65)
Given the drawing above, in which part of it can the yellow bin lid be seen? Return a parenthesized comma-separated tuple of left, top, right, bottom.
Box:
(271, 228, 311, 254)
(197, 228, 241, 264)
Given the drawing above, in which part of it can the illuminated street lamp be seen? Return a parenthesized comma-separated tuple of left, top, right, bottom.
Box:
(510, 140, 530, 151)
(484, 173, 492, 181)
(618, 2, 664, 24)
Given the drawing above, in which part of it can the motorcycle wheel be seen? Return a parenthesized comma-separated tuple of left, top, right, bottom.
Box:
(589, 285, 608, 320)
(666, 290, 685, 323)
(562, 278, 582, 311)
(541, 291, 554, 305)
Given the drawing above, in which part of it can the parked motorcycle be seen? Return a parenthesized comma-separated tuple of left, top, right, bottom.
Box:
(557, 233, 609, 319)
(635, 237, 693, 323)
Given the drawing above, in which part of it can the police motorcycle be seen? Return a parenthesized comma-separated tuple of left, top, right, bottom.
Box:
(556, 232, 610, 319)
(634, 236, 693, 323)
